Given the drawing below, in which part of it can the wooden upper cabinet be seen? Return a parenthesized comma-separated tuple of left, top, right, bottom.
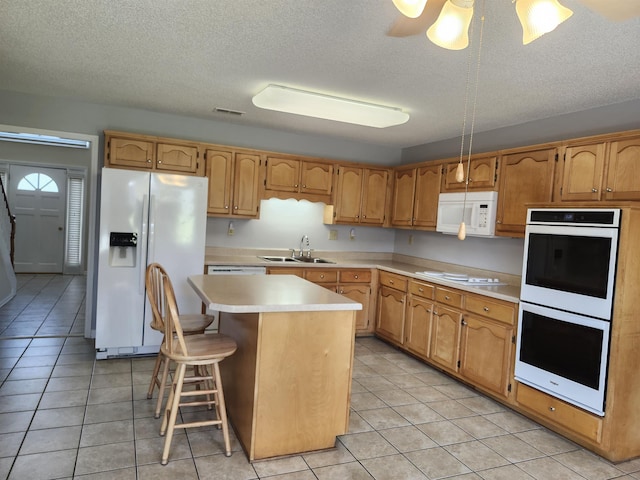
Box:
(560, 143, 606, 201)
(496, 147, 556, 237)
(604, 136, 640, 201)
(333, 167, 389, 226)
(361, 168, 389, 225)
(391, 168, 417, 227)
(205, 148, 261, 218)
(300, 161, 333, 196)
(106, 136, 155, 170)
(265, 157, 300, 192)
(205, 149, 233, 215)
(442, 156, 498, 192)
(156, 143, 200, 174)
(264, 156, 333, 200)
(413, 163, 442, 228)
(105, 131, 202, 175)
(335, 166, 364, 223)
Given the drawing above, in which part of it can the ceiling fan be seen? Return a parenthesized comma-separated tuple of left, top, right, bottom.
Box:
(389, 0, 640, 49)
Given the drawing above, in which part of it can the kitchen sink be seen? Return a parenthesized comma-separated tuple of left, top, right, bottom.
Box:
(258, 256, 297, 262)
(258, 255, 335, 264)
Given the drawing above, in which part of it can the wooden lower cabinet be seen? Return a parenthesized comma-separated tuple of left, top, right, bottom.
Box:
(376, 285, 406, 344)
(267, 267, 373, 334)
(429, 304, 462, 373)
(459, 315, 513, 398)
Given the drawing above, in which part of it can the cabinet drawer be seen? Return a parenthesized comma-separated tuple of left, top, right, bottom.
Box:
(409, 279, 435, 299)
(339, 269, 371, 283)
(304, 269, 338, 283)
(435, 287, 463, 308)
(465, 295, 515, 325)
(516, 383, 602, 442)
(379, 271, 408, 291)
(268, 267, 303, 278)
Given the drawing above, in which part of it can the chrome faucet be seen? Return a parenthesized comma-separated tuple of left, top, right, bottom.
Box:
(300, 235, 310, 257)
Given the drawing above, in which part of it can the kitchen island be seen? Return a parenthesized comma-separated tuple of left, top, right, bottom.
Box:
(187, 274, 362, 461)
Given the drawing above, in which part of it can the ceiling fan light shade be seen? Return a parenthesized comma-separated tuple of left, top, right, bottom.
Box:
(515, 0, 573, 45)
(252, 85, 410, 128)
(392, 0, 429, 18)
(426, 0, 474, 50)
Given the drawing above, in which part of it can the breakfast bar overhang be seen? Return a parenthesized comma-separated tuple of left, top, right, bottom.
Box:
(187, 274, 362, 461)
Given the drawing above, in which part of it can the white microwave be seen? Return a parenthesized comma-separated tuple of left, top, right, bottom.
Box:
(436, 191, 498, 237)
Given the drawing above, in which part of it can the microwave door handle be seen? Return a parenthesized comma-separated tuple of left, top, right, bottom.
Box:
(470, 202, 479, 228)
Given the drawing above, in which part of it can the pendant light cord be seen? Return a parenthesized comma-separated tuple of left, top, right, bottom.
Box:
(460, 0, 486, 223)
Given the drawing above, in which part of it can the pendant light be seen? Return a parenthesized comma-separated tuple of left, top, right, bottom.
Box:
(392, 0, 429, 18)
(457, 0, 485, 240)
(427, 0, 474, 50)
(515, 0, 573, 45)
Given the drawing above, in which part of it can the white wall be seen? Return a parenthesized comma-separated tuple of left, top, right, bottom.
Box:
(394, 229, 525, 275)
(206, 198, 396, 253)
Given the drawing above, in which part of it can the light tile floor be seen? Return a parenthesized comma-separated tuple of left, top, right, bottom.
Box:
(1, 274, 640, 479)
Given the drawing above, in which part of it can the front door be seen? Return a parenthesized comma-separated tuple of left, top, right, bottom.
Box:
(8, 165, 66, 273)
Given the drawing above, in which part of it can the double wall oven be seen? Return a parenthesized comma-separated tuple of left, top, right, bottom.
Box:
(515, 208, 621, 416)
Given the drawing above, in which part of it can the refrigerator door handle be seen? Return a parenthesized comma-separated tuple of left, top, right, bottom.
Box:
(148, 194, 157, 264)
(139, 194, 149, 295)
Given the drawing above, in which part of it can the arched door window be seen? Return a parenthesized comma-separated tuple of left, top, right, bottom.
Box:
(17, 173, 59, 193)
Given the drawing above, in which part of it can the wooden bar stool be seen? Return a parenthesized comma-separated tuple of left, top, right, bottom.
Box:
(145, 263, 214, 418)
(158, 273, 237, 465)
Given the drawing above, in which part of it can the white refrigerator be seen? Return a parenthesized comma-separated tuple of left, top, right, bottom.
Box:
(95, 168, 208, 359)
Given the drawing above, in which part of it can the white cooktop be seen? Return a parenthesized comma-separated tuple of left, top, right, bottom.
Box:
(415, 271, 505, 286)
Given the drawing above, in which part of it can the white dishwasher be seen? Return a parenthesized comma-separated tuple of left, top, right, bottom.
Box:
(205, 265, 267, 331)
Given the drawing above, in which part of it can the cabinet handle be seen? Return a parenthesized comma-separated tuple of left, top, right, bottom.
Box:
(389, 280, 394, 284)
(147, 159, 152, 163)
(362, 215, 366, 218)
(224, 205, 229, 209)
(549, 406, 556, 412)
(496, 219, 502, 224)
(418, 288, 424, 292)
(354, 275, 359, 279)
(483, 306, 490, 312)
(320, 274, 325, 279)
(592, 188, 598, 193)
(606, 187, 612, 192)
(356, 215, 359, 218)
(294, 184, 299, 188)
(461, 319, 467, 326)
(340, 289, 344, 294)
(158, 160, 162, 164)
(234, 206, 238, 210)
(302, 184, 306, 188)
(445, 295, 451, 300)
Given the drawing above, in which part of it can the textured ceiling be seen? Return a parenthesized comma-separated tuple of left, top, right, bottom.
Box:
(0, 0, 639, 148)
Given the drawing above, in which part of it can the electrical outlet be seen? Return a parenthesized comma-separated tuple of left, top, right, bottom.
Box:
(227, 222, 234, 236)
(328, 229, 338, 240)
(349, 228, 356, 241)
(408, 234, 413, 245)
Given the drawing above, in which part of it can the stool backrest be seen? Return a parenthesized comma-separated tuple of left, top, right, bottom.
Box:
(146, 262, 180, 333)
(162, 273, 188, 356)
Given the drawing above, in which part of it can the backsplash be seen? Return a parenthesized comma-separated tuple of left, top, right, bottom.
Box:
(206, 197, 525, 276)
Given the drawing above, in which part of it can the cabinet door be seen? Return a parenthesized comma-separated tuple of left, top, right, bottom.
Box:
(265, 157, 300, 192)
(405, 295, 433, 359)
(561, 143, 606, 201)
(205, 149, 233, 215)
(156, 143, 200, 174)
(300, 161, 333, 196)
(376, 285, 405, 345)
(339, 284, 371, 333)
(413, 164, 442, 228)
(361, 168, 389, 225)
(107, 137, 154, 169)
(459, 316, 513, 398)
(430, 305, 462, 372)
(335, 166, 364, 223)
(605, 137, 640, 201)
(443, 156, 497, 192)
(233, 153, 261, 217)
(390, 168, 416, 226)
(496, 148, 556, 237)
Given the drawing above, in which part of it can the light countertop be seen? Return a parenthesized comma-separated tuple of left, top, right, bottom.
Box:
(204, 251, 521, 304)
(188, 274, 362, 313)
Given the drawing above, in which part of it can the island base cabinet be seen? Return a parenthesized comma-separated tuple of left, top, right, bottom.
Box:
(219, 310, 355, 461)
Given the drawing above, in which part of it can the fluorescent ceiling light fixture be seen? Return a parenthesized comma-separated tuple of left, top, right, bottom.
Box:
(0, 131, 90, 149)
(252, 85, 409, 128)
